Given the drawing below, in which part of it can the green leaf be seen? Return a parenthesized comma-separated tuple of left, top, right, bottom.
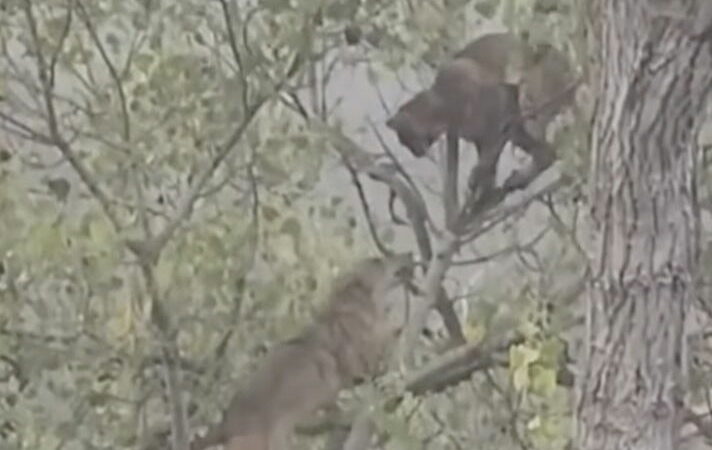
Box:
(512, 365, 530, 391)
(509, 343, 540, 369)
(527, 415, 542, 431)
(530, 365, 557, 397)
(510, 344, 540, 391)
(539, 338, 565, 366)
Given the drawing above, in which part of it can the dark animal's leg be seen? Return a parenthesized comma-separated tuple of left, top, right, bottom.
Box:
(467, 137, 506, 197)
(502, 120, 555, 191)
(460, 138, 509, 221)
(467, 83, 522, 194)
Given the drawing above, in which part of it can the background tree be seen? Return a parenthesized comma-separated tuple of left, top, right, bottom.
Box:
(576, 2, 712, 450)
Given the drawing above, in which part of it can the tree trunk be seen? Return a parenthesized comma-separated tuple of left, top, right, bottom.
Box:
(576, 2, 712, 450)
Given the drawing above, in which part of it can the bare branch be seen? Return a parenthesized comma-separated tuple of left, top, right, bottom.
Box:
(48, 0, 74, 89)
(343, 157, 395, 256)
(316, 121, 435, 259)
(454, 225, 550, 266)
(405, 337, 519, 396)
(22, 0, 122, 231)
(367, 163, 433, 261)
(0, 111, 53, 144)
(464, 169, 570, 240)
(76, 1, 131, 141)
(401, 232, 459, 364)
(137, 258, 190, 450)
(444, 129, 460, 230)
(434, 287, 466, 346)
(218, 0, 249, 111)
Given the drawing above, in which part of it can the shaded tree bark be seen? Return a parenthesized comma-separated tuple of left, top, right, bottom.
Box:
(576, 2, 712, 450)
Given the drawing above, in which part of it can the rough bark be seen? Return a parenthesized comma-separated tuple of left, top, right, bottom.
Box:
(576, 2, 712, 449)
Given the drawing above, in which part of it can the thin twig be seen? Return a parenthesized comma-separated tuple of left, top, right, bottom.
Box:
(23, 0, 122, 231)
(218, 0, 249, 111)
(77, 1, 131, 141)
(454, 226, 550, 266)
(343, 157, 394, 256)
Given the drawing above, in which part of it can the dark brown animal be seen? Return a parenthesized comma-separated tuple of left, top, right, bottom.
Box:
(190, 254, 413, 450)
(387, 32, 575, 193)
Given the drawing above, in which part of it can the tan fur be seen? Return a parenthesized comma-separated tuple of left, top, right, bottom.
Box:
(191, 255, 413, 450)
(518, 44, 576, 141)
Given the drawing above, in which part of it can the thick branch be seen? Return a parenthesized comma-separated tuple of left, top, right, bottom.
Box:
(405, 337, 519, 396)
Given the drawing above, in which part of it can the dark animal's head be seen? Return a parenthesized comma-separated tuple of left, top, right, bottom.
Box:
(386, 91, 446, 157)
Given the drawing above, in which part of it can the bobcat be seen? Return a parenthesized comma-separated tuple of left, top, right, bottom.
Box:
(190, 254, 414, 450)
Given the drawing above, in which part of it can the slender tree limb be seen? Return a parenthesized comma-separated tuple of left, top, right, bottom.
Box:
(22, 0, 122, 231)
(434, 287, 466, 346)
(137, 258, 190, 450)
(77, 1, 131, 141)
(317, 122, 434, 258)
(463, 170, 569, 241)
(343, 156, 395, 256)
(444, 128, 460, 231)
(453, 226, 549, 266)
(366, 163, 433, 261)
(401, 232, 460, 365)
(48, 0, 73, 89)
(218, 0, 249, 112)
(0, 111, 54, 144)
